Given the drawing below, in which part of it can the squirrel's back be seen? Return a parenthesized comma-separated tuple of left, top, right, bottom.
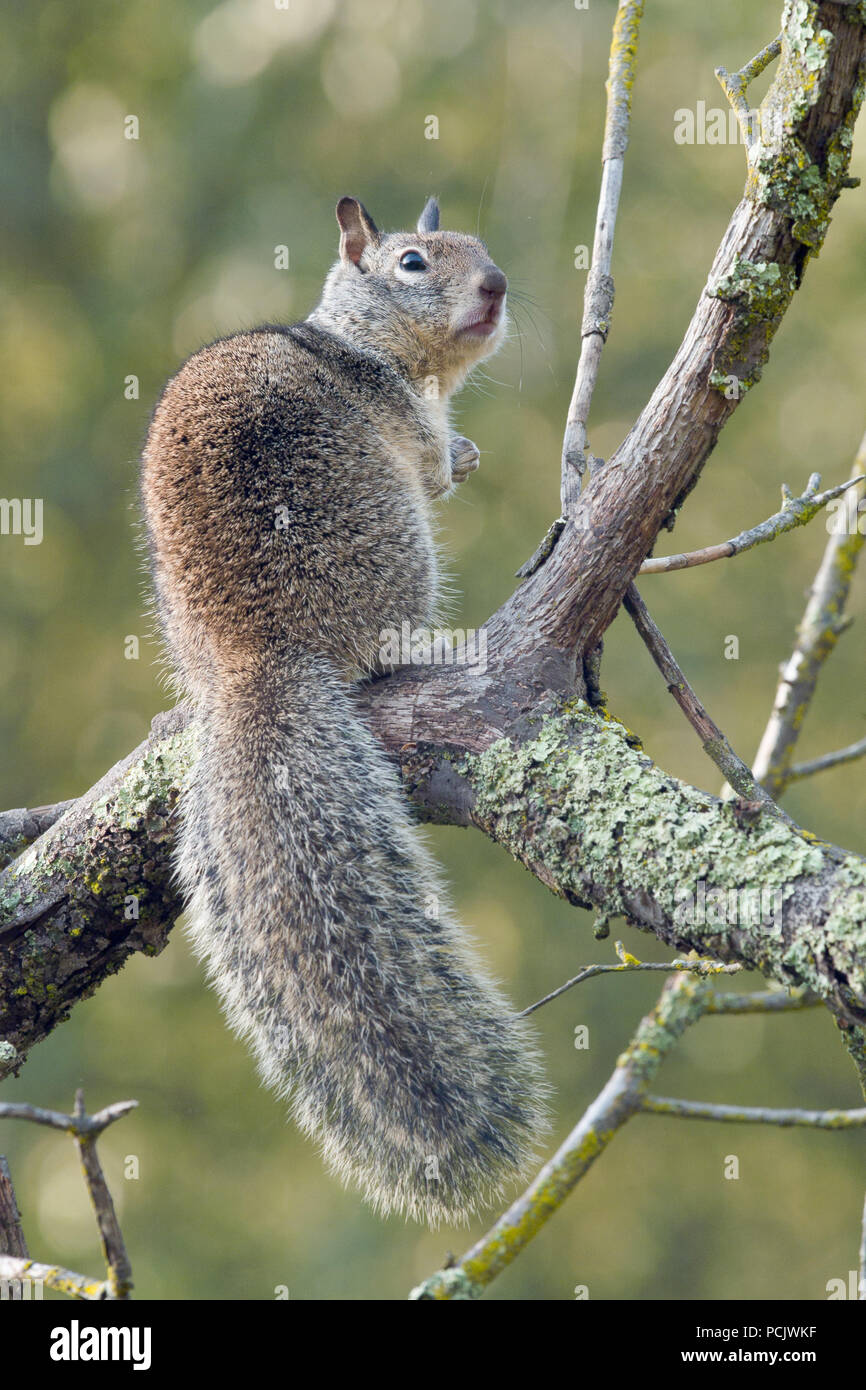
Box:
(141, 198, 548, 1224)
(143, 322, 439, 689)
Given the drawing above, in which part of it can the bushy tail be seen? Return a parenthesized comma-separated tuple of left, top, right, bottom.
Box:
(177, 646, 548, 1224)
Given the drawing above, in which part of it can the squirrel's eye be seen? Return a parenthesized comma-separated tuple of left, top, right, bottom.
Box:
(399, 250, 428, 272)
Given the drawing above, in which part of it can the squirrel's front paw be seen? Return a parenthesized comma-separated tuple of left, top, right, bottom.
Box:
(449, 435, 480, 483)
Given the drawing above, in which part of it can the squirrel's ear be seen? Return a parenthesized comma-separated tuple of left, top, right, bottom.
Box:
(416, 196, 440, 233)
(336, 197, 380, 268)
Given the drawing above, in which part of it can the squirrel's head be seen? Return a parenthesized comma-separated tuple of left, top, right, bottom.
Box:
(311, 196, 508, 396)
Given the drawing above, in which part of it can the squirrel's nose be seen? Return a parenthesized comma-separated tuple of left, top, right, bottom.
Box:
(478, 265, 507, 299)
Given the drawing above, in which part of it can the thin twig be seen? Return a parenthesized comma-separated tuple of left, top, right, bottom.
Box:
(71, 1091, 133, 1300)
(0, 1156, 29, 1258)
(560, 0, 643, 515)
(0, 1098, 138, 1136)
(787, 737, 866, 783)
(639, 473, 864, 574)
(750, 432, 866, 797)
(520, 941, 740, 1017)
(623, 582, 793, 823)
(640, 1096, 866, 1127)
(715, 34, 782, 153)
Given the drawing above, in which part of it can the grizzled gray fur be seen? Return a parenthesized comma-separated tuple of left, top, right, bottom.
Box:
(140, 197, 548, 1224)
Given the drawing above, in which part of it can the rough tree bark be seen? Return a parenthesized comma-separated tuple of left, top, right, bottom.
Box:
(1, 1, 865, 1083)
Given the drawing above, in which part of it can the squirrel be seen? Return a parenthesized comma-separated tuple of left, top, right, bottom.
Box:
(140, 196, 548, 1225)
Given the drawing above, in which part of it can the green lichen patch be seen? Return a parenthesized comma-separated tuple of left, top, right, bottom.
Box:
(92, 726, 198, 832)
(707, 257, 798, 395)
(464, 703, 833, 989)
(709, 257, 797, 316)
(746, 1, 864, 252)
(751, 141, 832, 248)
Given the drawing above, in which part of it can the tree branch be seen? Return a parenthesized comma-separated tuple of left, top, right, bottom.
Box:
(788, 737, 866, 783)
(751, 433, 866, 796)
(623, 581, 792, 818)
(715, 34, 782, 151)
(704, 985, 818, 1013)
(639, 1096, 866, 1127)
(520, 938, 740, 1018)
(638, 472, 864, 574)
(0, 1156, 28, 1258)
(560, 0, 644, 514)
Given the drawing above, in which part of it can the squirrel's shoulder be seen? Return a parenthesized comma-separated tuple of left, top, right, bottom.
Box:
(150, 321, 409, 423)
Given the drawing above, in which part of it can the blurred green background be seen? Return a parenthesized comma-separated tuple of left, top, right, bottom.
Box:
(1, 0, 865, 1302)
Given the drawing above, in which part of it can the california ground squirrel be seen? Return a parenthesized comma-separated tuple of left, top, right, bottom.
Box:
(140, 196, 547, 1224)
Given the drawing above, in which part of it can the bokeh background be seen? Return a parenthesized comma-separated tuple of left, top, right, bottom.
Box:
(1, 0, 865, 1302)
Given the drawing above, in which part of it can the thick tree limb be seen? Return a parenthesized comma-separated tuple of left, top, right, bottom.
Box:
(4, 691, 866, 1077)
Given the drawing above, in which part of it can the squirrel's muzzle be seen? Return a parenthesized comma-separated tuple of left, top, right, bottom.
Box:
(478, 264, 508, 300)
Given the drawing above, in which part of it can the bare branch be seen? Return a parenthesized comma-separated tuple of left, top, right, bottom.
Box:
(71, 1091, 132, 1300)
(520, 940, 740, 1018)
(0, 1098, 138, 1136)
(490, 5, 866, 665)
(788, 737, 866, 784)
(0, 1091, 136, 1299)
(560, 0, 644, 515)
(715, 34, 782, 151)
(623, 582, 791, 821)
(0, 1156, 28, 1258)
(751, 433, 866, 796)
(639, 1096, 866, 1128)
(639, 473, 864, 574)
